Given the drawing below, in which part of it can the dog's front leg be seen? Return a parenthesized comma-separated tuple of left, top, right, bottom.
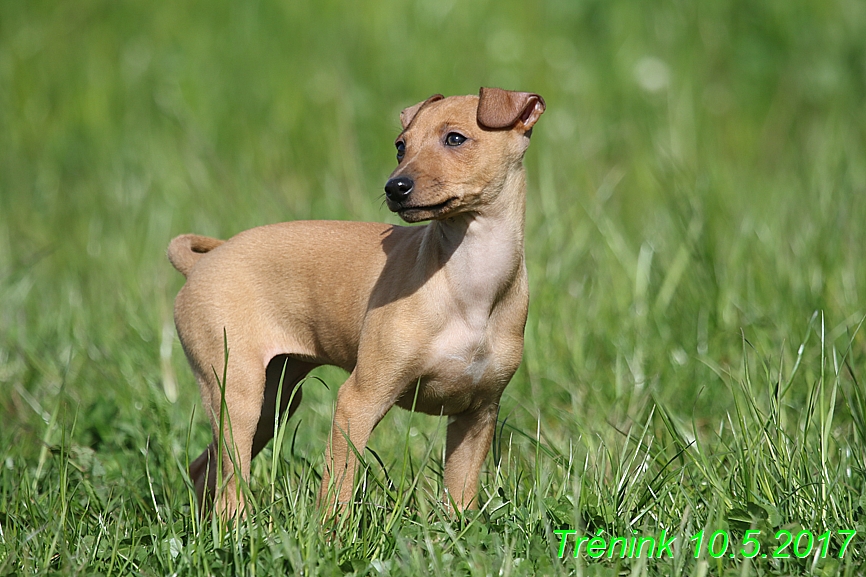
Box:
(319, 370, 392, 512)
(443, 403, 499, 511)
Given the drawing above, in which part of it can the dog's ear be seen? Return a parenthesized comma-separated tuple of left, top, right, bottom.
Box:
(400, 94, 444, 130)
(477, 87, 546, 132)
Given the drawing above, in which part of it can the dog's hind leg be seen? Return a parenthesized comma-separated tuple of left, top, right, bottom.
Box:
(251, 355, 317, 459)
(189, 354, 316, 517)
(186, 349, 266, 518)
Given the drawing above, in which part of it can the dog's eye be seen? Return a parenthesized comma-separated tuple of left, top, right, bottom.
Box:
(445, 132, 466, 147)
(395, 141, 406, 161)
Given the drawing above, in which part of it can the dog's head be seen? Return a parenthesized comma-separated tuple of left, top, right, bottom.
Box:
(384, 88, 545, 223)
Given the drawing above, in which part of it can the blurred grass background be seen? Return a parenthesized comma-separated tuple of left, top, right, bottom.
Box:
(1, 0, 865, 574)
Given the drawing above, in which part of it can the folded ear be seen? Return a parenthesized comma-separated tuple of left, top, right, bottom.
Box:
(400, 94, 444, 130)
(477, 87, 546, 132)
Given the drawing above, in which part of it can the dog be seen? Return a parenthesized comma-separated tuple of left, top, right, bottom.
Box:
(167, 87, 545, 518)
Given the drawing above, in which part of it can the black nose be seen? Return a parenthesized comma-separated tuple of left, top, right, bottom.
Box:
(384, 176, 414, 203)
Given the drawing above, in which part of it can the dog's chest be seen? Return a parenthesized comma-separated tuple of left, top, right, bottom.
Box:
(393, 216, 526, 414)
(401, 311, 517, 415)
(432, 317, 495, 384)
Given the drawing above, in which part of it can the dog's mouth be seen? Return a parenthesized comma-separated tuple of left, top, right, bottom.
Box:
(395, 197, 458, 222)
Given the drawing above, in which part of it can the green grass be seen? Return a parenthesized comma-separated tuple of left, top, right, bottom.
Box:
(2, 0, 865, 574)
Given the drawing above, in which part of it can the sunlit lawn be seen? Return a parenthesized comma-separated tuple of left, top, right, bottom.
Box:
(1, 1, 864, 574)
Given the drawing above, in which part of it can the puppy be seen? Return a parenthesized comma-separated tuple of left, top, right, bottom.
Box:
(168, 87, 545, 517)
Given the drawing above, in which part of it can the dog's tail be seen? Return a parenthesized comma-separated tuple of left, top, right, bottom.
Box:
(167, 234, 224, 278)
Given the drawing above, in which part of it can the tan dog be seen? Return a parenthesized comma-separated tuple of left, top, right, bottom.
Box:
(168, 87, 545, 518)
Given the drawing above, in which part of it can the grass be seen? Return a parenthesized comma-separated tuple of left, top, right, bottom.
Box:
(1, 0, 865, 574)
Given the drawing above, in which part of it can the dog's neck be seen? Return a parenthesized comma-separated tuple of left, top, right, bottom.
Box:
(423, 167, 526, 315)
